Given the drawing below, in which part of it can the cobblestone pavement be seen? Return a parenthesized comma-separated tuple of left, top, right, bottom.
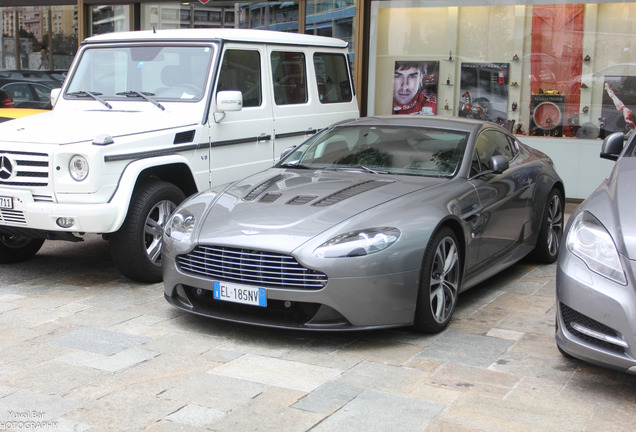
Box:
(1, 226, 635, 431)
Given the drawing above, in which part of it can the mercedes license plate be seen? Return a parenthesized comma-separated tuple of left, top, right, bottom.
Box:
(213, 281, 267, 307)
(0, 196, 13, 209)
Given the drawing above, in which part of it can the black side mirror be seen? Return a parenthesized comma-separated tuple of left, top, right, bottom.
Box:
(600, 132, 625, 161)
(490, 154, 509, 174)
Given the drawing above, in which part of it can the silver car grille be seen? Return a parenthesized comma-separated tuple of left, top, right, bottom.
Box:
(0, 149, 50, 187)
(177, 246, 328, 290)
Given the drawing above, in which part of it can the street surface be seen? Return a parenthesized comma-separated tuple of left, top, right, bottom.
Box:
(0, 231, 635, 431)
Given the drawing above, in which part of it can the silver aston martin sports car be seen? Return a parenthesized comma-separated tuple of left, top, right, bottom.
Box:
(556, 132, 636, 374)
(162, 116, 564, 333)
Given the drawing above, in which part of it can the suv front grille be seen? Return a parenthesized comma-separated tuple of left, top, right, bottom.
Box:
(0, 150, 50, 187)
(176, 246, 327, 290)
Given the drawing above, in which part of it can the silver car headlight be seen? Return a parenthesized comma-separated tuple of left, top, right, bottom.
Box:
(165, 210, 196, 243)
(314, 227, 400, 258)
(69, 155, 89, 181)
(566, 211, 626, 285)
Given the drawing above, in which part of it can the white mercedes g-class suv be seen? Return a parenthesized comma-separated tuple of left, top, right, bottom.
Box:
(0, 29, 359, 282)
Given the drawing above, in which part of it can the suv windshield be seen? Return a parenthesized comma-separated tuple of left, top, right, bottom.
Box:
(279, 125, 468, 178)
(65, 44, 214, 101)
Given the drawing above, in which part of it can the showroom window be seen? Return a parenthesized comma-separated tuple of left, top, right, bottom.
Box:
(368, 1, 636, 140)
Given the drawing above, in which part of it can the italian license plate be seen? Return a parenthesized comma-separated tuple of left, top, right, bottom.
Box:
(213, 281, 267, 307)
(0, 196, 13, 209)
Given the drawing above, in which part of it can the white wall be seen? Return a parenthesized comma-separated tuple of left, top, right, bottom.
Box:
(523, 136, 615, 200)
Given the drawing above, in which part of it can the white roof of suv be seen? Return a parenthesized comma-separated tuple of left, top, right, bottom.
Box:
(83, 28, 349, 48)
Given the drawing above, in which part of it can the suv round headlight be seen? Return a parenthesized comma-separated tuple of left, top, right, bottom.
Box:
(69, 155, 89, 181)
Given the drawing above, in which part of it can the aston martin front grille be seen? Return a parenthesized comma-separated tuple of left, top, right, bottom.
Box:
(177, 246, 327, 290)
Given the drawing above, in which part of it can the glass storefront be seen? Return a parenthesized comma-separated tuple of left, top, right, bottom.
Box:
(368, 1, 636, 141)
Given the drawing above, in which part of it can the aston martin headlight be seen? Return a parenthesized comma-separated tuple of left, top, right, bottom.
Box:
(567, 211, 626, 285)
(69, 155, 89, 181)
(314, 227, 400, 258)
(165, 210, 196, 243)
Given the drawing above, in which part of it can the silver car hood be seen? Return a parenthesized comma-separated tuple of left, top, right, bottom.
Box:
(197, 169, 445, 252)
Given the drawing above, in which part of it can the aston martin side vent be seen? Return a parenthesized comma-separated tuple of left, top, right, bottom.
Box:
(243, 174, 291, 201)
(312, 180, 393, 207)
(174, 130, 196, 144)
(287, 195, 317, 205)
(259, 193, 282, 203)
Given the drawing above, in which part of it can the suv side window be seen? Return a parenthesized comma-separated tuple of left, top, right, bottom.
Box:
(271, 51, 307, 105)
(313, 53, 353, 103)
(217, 49, 262, 108)
(473, 129, 516, 172)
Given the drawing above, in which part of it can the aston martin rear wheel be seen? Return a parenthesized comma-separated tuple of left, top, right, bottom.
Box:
(529, 188, 564, 264)
(0, 234, 45, 263)
(414, 227, 462, 334)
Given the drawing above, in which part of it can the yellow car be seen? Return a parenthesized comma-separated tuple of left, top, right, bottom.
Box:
(0, 108, 47, 123)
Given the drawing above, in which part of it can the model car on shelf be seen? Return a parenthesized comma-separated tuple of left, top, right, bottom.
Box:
(163, 116, 565, 333)
(556, 131, 636, 374)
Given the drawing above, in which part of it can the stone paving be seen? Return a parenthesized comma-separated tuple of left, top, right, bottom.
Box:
(0, 228, 635, 431)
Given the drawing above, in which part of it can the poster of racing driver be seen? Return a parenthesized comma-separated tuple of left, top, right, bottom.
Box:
(392, 60, 439, 115)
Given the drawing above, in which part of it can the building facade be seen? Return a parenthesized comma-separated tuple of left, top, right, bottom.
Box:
(1, 0, 635, 198)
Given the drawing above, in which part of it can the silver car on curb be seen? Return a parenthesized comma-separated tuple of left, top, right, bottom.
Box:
(162, 116, 564, 333)
(556, 131, 636, 374)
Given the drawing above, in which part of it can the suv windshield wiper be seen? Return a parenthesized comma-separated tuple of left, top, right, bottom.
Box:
(116, 91, 165, 111)
(66, 91, 112, 109)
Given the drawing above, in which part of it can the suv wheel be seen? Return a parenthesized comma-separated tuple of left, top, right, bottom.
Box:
(110, 180, 185, 283)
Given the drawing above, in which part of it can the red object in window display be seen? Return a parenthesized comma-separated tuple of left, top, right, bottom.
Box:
(531, 5, 584, 137)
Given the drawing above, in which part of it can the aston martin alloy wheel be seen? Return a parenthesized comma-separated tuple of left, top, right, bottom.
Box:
(414, 227, 462, 333)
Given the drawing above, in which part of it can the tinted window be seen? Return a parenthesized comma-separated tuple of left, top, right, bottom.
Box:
(314, 53, 352, 103)
(5, 83, 31, 102)
(271, 51, 307, 105)
(217, 49, 262, 108)
(473, 129, 515, 172)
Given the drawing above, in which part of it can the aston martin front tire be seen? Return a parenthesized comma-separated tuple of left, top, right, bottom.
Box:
(413, 227, 462, 334)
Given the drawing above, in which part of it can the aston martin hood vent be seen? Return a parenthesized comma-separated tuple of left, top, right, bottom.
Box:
(312, 180, 394, 207)
(242, 175, 394, 207)
(243, 174, 292, 201)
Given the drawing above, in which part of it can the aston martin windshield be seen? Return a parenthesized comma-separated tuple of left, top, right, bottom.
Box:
(65, 45, 214, 101)
(279, 125, 468, 177)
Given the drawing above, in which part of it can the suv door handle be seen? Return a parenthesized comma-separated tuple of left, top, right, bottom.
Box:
(257, 134, 271, 142)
